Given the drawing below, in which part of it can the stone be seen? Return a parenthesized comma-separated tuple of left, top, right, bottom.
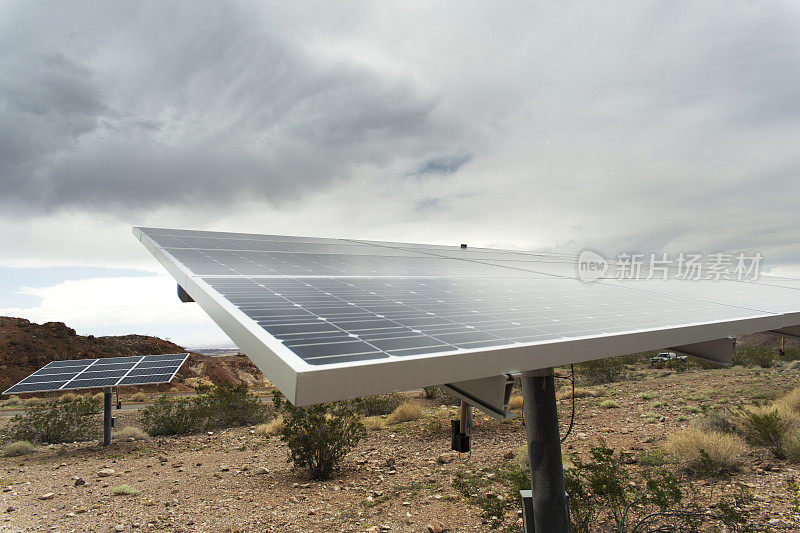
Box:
(219, 465, 230, 472)
(115, 524, 125, 532)
(39, 492, 55, 501)
(436, 453, 454, 464)
(426, 519, 446, 533)
(5, 507, 14, 513)
(97, 468, 115, 477)
(74, 477, 86, 487)
(253, 467, 269, 475)
(503, 450, 515, 460)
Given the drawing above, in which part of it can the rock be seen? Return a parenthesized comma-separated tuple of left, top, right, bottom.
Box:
(372, 489, 384, 497)
(426, 520, 446, 533)
(97, 468, 115, 477)
(39, 492, 55, 500)
(219, 465, 230, 472)
(503, 450, 515, 460)
(5, 507, 14, 513)
(115, 525, 125, 532)
(74, 477, 86, 487)
(436, 453, 454, 464)
(253, 467, 269, 475)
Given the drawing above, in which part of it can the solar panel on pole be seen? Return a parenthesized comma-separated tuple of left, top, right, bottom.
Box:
(3, 353, 189, 395)
(132, 227, 800, 407)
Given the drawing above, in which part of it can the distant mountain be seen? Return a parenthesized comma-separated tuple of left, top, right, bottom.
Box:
(0, 317, 265, 395)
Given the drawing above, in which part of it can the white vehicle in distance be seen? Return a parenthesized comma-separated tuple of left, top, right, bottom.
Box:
(649, 351, 688, 368)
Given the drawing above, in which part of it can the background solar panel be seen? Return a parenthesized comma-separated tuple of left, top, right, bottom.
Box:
(3, 353, 189, 395)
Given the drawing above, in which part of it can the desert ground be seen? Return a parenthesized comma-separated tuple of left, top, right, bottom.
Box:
(2, 364, 800, 532)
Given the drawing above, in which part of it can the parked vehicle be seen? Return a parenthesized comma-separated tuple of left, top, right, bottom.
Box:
(649, 351, 687, 368)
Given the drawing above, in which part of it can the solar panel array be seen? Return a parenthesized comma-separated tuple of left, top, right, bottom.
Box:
(3, 353, 189, 395)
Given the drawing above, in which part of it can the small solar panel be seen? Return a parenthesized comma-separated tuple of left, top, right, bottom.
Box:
(3, 353, 189, 395)
(133, 227, 800, 406)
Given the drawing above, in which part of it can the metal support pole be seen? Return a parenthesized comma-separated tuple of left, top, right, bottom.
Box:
(103, 387, 112, 446)
(521, 368, 571, 533)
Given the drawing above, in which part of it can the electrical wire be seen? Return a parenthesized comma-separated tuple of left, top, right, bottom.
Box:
(559, 364, 576, 443)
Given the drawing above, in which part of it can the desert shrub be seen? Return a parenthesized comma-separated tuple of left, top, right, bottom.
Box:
(254, 416, 284, 436)
(111, 484, 140, 496)
(91, 392, 105, 402)
(197, 382, 268, 428)
(5, 397, 100, 444)
(507, 394, 524, 409)
(129, 393, 147, 402)
(2, 395, 22, 407)
(733, 346, 774, 368)
(112, 426, 149, 441)
(386, 401, 426, 425)
(140, 397, 204, 436)
(355, 393, 404, 417)
(600, 400, 620, 409)
(23, 397, 48, 407)
(58, 392, 78, 403)
(740, 408, 787, 458)
(663, 427, 747, 476)
(695, 412, 742, 436)
(1, 440, 35, 457)
(775, 386, 800, 413)
(274, 392, 365, 480)
(566, 443, 683, 532)
(423, 386, 439, 399)
(578, 357, 624, 385)
(362, 416, 386, 430)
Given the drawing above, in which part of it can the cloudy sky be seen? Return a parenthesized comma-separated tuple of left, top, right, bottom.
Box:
(2, 1, 800, 348)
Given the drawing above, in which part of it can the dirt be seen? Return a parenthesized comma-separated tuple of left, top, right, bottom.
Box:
(2, 365, 800, 532)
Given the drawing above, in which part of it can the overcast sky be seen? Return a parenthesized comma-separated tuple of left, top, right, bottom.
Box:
(2, 1, 800, 347)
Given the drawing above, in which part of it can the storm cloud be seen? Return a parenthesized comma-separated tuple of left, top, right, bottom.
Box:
(1, 1, 800, 272)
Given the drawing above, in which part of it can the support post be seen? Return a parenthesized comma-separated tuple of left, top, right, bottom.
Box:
(521, 368, 571, 533)
(103, 387, 112, 446)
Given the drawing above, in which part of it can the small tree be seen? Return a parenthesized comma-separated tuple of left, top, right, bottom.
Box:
(141, 397, 204, 436)
(273, 392, 365, 480)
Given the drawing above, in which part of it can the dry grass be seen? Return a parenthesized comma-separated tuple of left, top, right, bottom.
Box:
(507, 395, 524, 410)
(92, 392, 105, 402)
(775, 386, 800, 413)
(663, 427, 747, 475)
(23, 397, 48, 407)
(362, 416, 386, 431)
(1, 440, 36, 457)
(386, 401, 426, 425)
(112, 426, 149, 441)
(111, 484, 141, 496)
(557, 387, 605, 400)
(599, 399, 620, 409)
(782, 432, 800, 463)
(129, 392, 147, 402)
(255, 416, 284, 436)
(59, 392, 77, 403)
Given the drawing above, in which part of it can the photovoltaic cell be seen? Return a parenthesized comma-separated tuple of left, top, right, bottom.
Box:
(3, 353, 189, 395)
(133, 227, 800, 406)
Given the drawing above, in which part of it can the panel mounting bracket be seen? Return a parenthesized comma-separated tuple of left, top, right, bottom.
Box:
(669, 336, 736, 366)
(441, 374, 516, 421)
(177, 284, 195, 303)
(771, 325, 800, 340)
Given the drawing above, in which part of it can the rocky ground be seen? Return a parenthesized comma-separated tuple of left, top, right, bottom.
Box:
(2, 365, 800, 532)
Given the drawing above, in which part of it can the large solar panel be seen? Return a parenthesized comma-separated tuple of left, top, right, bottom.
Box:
(3, 353, 189, 395)
(133, 227, 800, 405)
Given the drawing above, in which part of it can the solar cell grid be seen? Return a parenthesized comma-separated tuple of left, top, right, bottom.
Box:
(3, 353, 189, 395)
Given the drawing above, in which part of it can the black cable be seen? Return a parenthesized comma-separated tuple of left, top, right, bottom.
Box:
(560, 364, 575, 443)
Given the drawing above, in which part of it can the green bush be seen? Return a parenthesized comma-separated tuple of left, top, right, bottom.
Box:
(355, 393, 404, 417)
(578, 357, 624, 385)
(140, 397, 205, 436)
(5, 397, 99, 444)
(274, 392, 365, 480)
(733, 346, 775, 368)
(423, 386, 439, 399)
(197, 382, 268, 428)
(741, 409, 787, 458)
(140, 383, 268, 436)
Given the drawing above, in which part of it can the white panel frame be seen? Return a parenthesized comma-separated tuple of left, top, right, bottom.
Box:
(134, 227, 800, 406)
